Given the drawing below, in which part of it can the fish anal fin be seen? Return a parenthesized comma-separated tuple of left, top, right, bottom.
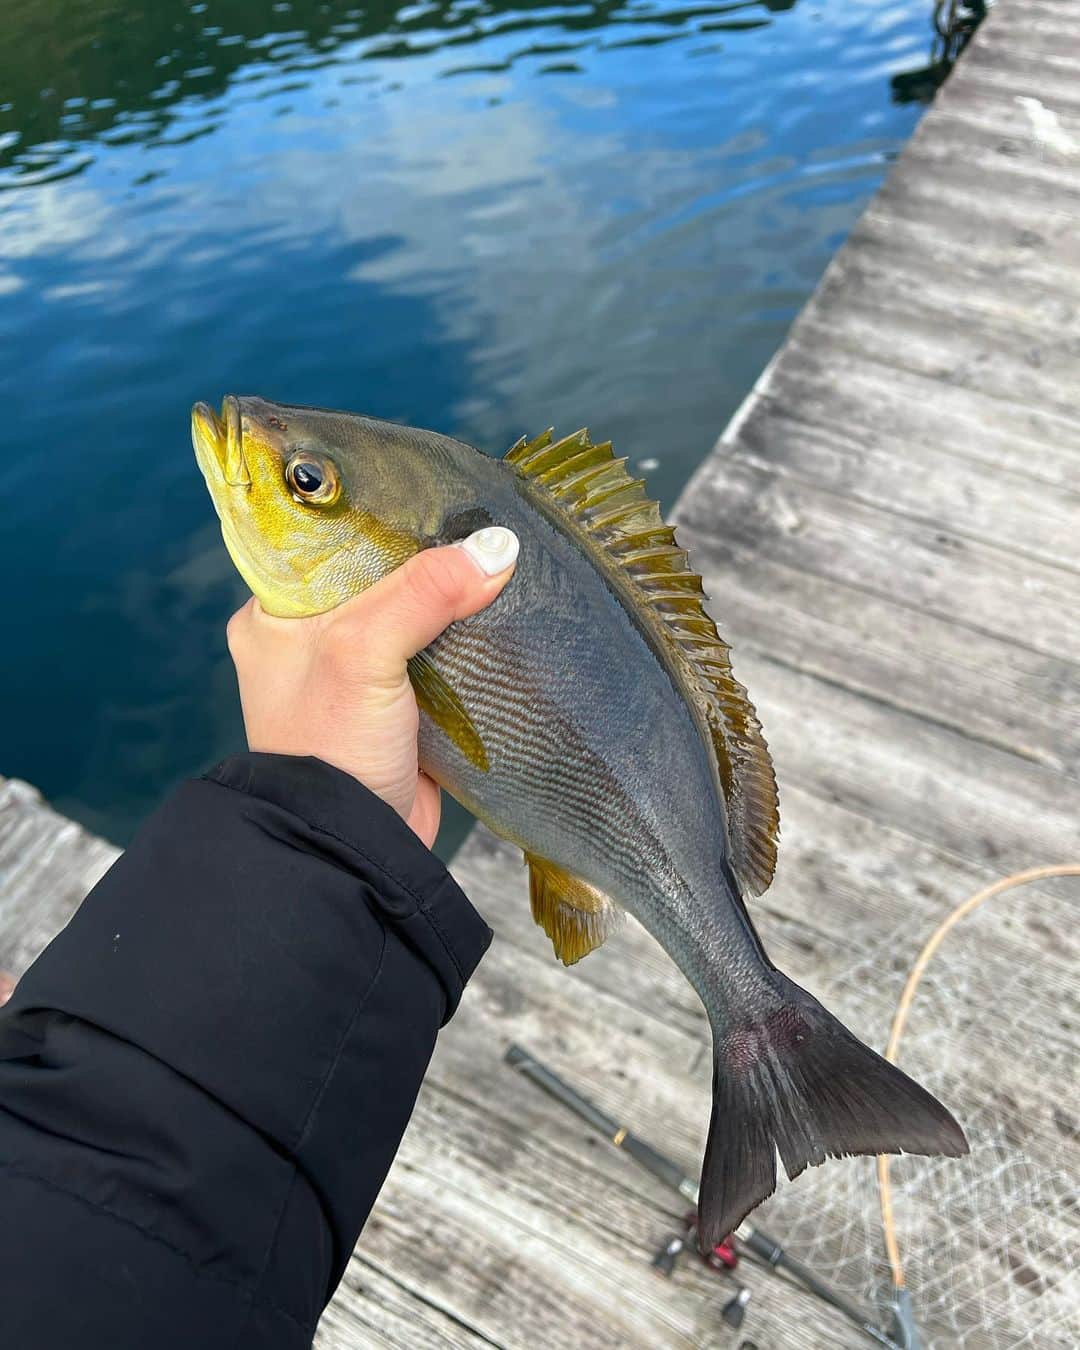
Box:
(408, 651, 489, 772)
(505, 428, 780, 896)
(525, 854, 623, 966)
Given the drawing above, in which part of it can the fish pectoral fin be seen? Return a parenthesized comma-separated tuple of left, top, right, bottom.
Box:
(407, 651, 489, 772)
(525, 854, 623, 966)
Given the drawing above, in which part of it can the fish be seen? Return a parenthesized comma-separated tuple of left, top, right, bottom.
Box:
(192, 395, 968, 1245)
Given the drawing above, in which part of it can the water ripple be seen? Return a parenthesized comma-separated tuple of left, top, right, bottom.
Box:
(0, 0, 940, 845)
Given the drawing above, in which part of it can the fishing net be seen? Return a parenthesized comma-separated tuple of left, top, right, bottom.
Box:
(754, 869, 1079, 1349)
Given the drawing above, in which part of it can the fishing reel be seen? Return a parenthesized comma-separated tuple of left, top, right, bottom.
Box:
(652, 1210, 738, 1277)
(652, 1212, 750, 1329)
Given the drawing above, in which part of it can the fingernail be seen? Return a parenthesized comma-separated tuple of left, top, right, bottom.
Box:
(455, 525, 520, 576)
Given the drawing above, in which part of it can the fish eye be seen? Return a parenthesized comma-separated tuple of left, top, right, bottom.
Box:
(285, 453, 339, 505)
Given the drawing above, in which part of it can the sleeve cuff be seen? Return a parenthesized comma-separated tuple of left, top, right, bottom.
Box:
(203, 753, 492, 1017)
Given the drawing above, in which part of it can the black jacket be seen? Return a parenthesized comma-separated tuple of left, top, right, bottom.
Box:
(0, 754, 492, 1349)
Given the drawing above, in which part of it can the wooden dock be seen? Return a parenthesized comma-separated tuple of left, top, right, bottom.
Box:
(3, 0, 1079, 1345)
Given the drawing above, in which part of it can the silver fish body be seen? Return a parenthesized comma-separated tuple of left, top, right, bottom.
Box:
(420, 451, 751, 1011)
(193, 395, 969, 1245)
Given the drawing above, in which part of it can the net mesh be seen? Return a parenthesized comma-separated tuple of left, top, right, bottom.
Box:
(754, 881, 1079, 1348)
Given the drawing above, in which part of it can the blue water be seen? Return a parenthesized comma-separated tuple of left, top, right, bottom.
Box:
(0, 0, 936, 852)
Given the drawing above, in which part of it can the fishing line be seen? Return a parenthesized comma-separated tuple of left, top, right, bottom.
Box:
(875, 863, 1080, 1344)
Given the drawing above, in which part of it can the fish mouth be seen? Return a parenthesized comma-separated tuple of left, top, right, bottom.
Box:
(191, 395, 250, 488)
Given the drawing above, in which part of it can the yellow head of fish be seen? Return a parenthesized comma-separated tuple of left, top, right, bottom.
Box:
(191, 395, 463, 616)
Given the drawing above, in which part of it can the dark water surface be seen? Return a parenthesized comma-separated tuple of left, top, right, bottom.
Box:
(1, 0, 935, 852)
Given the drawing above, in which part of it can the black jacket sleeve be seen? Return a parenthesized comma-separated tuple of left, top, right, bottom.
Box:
(0, 753, 492, 1350)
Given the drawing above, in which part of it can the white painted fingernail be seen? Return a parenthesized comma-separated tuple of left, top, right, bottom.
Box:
(455, 526, 519, 576)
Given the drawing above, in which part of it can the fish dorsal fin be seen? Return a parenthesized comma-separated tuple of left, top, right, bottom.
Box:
(506, 429, 779, 896)
(525, 853, 624, 965)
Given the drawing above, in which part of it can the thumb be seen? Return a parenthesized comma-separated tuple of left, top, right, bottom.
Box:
(348, 526, 519, 670)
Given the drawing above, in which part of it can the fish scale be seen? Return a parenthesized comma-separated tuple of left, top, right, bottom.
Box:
(423, 555, 710, 934)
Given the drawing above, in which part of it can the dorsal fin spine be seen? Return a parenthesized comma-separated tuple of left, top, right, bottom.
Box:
(553, 466, 616, 500)
(540, 445, 612, 487)
(506, 428, 553, 464)
(585, 500, 653, 532)
(578, 460, 630, 498)
(587, 505, 643, 533)
(523, 437, 588, 477)
(622, 545, 688, 566)
(609, 527, 677, 553)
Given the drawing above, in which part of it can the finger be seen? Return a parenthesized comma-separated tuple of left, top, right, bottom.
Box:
(333, 527, 518, 669)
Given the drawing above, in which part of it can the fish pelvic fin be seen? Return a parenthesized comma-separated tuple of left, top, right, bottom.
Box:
(505, 427, 779, 897)
(525, 853, 623, 965)
(697, 971, 969, 1250)
(408, 651, 489, 771)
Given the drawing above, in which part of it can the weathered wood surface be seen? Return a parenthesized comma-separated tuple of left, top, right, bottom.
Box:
(3, 1, 1080, 1346)
(426, 0, 1080, 1343)
(0, 778, 117, 974)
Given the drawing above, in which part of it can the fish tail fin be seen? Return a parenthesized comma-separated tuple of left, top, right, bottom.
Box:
(697, 971, 968, 1250)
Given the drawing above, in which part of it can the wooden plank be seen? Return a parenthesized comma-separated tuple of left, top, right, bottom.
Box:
(857, 197, 1080, 313)
(793, 282, 1080, 429)
(731, 404, 1080, 572)
(944, 16, 1080, 76)
(454, 781, 1080, 1033)
(317, 1259, 500, 1350)
(680, 457, 1080, 665)
(696, 543, 1080, 774)
(422, 819, 1077, 1350)
(755, 346, 1080, 484)
(874, 154, 1080, 255)
(0, 777, 117, 979)
(734, 650, 1079, 882)
(818, 236, 1080, 372)
(447, 792, 1079, 1166)
(901, 113, 1080, 221)
(902, 137, 1080, 228)
(949, 50, 1080, 114)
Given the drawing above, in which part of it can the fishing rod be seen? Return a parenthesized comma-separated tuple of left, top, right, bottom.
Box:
(505, 1043, 902, 1350)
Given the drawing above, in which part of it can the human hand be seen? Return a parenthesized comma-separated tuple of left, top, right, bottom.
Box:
(226, 527, 519, 848)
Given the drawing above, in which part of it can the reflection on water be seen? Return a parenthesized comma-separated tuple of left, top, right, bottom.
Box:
(1, 0, 935, 852)
(2, 0, 799, 184)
